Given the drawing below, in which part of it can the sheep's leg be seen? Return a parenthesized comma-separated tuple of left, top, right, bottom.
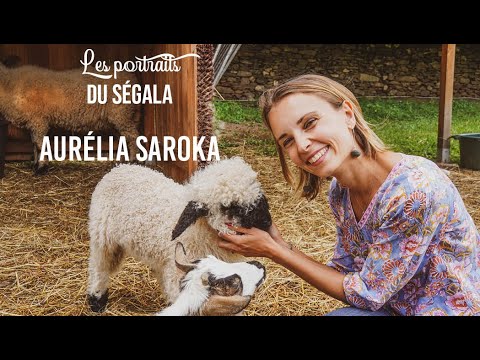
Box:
(151, 268, 164, 289)
(87, 243, 125, 313)
(130, 109, 142, 162)
(112, 119, 140, 163)
(30, 126, 49, 175)
(160, 265, 182, 305)
(151, 267, 181, 312)
(31, 132, 38, 164)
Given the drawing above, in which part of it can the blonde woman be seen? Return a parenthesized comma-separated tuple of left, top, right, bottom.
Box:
(217, 74, 480, 316)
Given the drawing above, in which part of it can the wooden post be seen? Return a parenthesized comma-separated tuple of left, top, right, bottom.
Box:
(437, 44, 456, 163)
(151, 44, 198, 182)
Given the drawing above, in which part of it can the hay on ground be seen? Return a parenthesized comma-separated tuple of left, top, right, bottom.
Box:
(1, 155, 479, 316)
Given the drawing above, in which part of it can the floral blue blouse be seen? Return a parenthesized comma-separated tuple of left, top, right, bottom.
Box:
(327, 154, 480, 315)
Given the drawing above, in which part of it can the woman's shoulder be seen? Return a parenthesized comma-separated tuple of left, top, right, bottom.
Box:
(391, 154, 451, 189)
(401, 153, 441, 171)
(378, 154, 453, 213)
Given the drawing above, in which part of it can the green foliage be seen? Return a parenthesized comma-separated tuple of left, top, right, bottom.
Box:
(245, 138, 277, 156)
(214, 100, 262, 123)
(214, 98, 480, 164)
(360, 99, 480, 163)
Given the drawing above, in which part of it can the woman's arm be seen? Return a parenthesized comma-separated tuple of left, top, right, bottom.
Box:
(217, 225, 347, 303)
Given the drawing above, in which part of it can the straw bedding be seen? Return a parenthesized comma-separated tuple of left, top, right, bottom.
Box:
(1, 152, 479, 316)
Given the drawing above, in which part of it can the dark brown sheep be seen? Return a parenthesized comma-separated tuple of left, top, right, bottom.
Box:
(0, 58, 141, 174)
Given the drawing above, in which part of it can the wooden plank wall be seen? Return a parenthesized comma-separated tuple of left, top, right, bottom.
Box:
(0, 44, 198, 182)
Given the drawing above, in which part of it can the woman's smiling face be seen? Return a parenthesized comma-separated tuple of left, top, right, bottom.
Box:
(268, 93, 356, 178)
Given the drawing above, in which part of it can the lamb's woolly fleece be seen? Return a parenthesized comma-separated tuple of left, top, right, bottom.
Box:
(89, 163, 191, 267)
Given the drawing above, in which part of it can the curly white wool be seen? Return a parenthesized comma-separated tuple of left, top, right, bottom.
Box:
(189, 157, 264, 234)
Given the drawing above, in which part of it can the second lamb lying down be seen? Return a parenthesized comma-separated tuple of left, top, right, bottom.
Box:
(157, 243, 266, 316)
(87, 157, 272, 314)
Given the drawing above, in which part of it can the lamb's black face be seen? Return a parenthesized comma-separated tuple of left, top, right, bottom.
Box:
(222, 194, 272, 231)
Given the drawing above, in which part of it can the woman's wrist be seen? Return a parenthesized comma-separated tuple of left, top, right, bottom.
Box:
(266, 225, 294, 259)
(268, 240, 294, 262)
(266, 237, 294, 260)
(274, 237, 293, 250)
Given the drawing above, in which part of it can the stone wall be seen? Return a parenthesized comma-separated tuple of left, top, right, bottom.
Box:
(216, 44, 480, 100)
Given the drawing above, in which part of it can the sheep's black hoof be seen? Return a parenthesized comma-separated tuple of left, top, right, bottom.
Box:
(88, 291, 109, 313)
(33, 163, 49, 176)
(142, 160, 153, 168)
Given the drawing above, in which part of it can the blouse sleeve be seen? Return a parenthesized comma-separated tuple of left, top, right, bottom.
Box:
(343, 188, 434, 311)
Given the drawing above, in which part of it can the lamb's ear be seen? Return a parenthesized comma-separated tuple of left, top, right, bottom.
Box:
(171, 201, 209, 241)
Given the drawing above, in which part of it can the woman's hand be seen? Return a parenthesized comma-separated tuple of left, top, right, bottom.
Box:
(217, 224, 282, 258)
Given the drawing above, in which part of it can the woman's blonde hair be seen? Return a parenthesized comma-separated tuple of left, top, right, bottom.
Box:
(259, 74, 387, 200)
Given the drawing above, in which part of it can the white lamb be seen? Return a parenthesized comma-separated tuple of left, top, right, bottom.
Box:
(87, 157, 272, 315)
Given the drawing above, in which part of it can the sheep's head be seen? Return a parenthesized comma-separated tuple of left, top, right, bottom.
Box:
(167, 242, 266, 316)
(172, 157, 272, 240)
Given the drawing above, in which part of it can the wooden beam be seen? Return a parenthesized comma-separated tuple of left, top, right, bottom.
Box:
(437, 44, 456, 163)
(152, 44, 198, 183)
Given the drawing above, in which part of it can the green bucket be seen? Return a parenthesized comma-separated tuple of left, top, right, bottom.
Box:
(451, 133, 480, 171)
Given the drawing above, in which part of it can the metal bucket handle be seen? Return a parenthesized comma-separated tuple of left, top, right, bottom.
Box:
(449, 133, 480, 141)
